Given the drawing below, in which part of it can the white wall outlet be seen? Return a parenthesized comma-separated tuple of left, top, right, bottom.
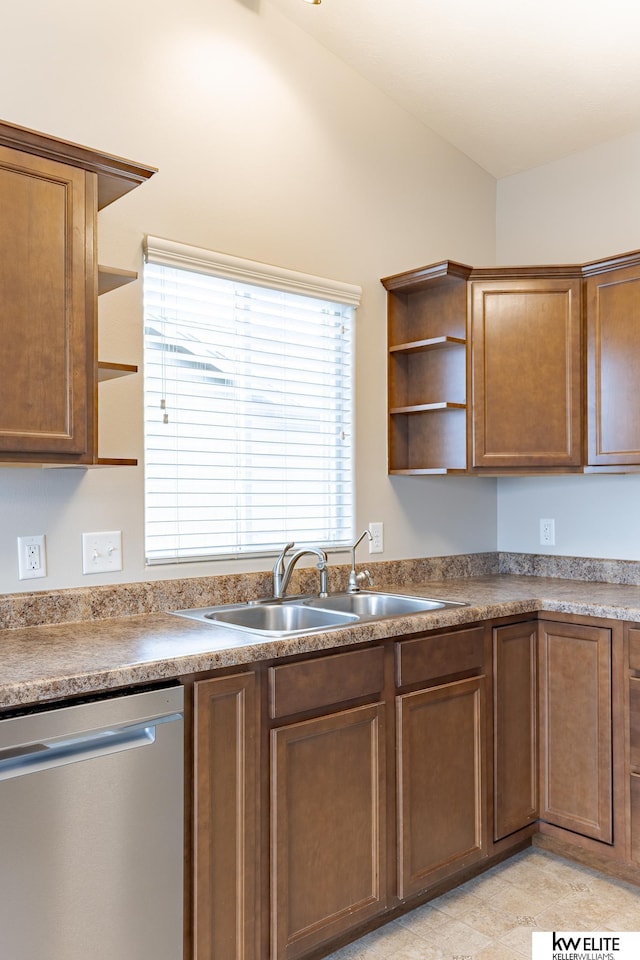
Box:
(17, 534, 47, 580)
(539, 518, 556, 546)
(82, 531, 123, 574)
(369, 521, 384, 554)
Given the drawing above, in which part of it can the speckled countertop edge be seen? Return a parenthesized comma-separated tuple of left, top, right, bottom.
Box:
(3, 566, 640, 711)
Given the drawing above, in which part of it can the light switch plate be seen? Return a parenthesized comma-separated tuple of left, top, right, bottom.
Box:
(369, 522, 384, 553)
(82, 531, 123, 574)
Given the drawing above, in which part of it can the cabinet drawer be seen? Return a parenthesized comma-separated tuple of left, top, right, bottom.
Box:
(632, 774, 640, 864)
(631, 678, 640, 772)
(630, 628, 640, 672)
(396, 627, 484, 687)
(269, 646, 385, 720)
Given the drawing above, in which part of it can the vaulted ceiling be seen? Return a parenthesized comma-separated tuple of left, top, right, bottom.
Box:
(270, 0, 640, 178)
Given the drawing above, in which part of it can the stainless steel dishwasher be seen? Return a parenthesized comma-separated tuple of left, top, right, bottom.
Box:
(0, 685, 184, 960)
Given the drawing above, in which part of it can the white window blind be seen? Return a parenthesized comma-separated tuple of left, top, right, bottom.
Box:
(143, 237, 360, 564)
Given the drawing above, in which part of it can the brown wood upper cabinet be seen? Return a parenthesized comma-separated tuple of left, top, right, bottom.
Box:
(383, 249, 640, 474)
(0, 120, 155, 465)
(470, 276, 582, 470)
(585, 252, 640, 467)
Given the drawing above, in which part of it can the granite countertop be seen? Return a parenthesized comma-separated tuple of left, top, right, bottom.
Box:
(3, 572, 640, 711)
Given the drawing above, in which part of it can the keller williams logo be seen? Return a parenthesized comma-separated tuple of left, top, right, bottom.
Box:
(552, 933, 621, 951)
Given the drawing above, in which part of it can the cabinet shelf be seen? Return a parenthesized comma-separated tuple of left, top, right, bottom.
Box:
(98, 361, 138, 382)
(390, 402, 465, 415)
(389, 336, 466, 355)
(98, 265, 138, 296)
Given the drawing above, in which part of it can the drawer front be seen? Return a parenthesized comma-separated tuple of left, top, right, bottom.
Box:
(269, 646, 385, 720)
(630, 628, 640, 672)
(396, 627, 484, 688)
(631, 678, 640, 772)
(632, 774, 640, 864)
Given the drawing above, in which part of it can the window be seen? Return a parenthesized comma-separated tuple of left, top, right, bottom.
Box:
(143, 237, 360, 564)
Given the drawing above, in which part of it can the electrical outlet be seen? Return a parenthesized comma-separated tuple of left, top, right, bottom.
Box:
(82, 531, 123, 574)
(539, 518, 555, 546)
(369, 521, 384, 553)
(17, 534, 47, 580)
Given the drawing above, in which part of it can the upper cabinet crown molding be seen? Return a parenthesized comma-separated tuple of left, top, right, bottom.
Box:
(0, 119, 157, 208)
(383, 248, 640, 476)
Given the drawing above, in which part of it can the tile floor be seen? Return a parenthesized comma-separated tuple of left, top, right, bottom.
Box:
(323, 847, 640, 960)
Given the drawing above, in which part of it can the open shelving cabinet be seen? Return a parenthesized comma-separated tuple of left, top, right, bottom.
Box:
(382, 260, 472, 474)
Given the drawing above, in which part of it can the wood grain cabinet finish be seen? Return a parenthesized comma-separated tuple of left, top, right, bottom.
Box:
(493, 622, 538, 841)
(0, 120, 155, 464)
(538, 621, 613, 843)
(382, 260, 471, 475)
(586, 256, 640, 466)
(396, 675, 486, 898)
(270, 702, 387, 960)
(0, 145, 91, 456)
(193, 673, 258, 960)
(470, 278, 582, 469)
(382, 249, 640, 476)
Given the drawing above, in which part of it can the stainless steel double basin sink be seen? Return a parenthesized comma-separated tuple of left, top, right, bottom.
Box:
(173, 591, 465, 637)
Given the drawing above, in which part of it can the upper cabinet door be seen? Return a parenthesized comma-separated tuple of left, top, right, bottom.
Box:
(470, 278, 582, 470)
(0, 145, 92, 457)
(586, 259, 640, 466)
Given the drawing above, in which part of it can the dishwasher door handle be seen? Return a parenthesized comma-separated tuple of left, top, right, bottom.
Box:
(0, 713, 181, 781)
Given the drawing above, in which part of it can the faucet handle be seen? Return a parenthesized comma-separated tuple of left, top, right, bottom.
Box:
(274, 541, 295, 570)
(356, 569, 374, 588)
(272, 541, 295, 599)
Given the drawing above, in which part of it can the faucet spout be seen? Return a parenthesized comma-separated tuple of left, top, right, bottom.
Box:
(347, 529, 374, 593)
(275, 546, 328, 599)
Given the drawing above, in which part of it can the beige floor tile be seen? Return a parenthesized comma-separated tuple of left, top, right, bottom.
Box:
(483, 881, 552, 916)
(496, 922, 540, 955)
(427, 887, 488, 920)
(322, 850, 640, 960)
(395, 903, 451, 938)
(475, 941, 529, 960)
(429, 917, 492, 957)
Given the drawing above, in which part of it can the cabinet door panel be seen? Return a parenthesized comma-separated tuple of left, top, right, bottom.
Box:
(471, 279, 582, 468)
(0, 145, 91, 455)
(538, 621, 612, 843)
(494, 622, 538, 840)
(586, 265, 640, 465)
(396, 676, 485, 899)
(194, 673, 258, 960)
(271, 703, 386, 960)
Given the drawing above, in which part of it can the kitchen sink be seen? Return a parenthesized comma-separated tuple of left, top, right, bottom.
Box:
(174, 601, 358, 636)
(304, 591, 462, 618)
(173, 590, 465, 637)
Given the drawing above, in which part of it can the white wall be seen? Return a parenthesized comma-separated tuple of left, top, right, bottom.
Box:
(0, 0, 497, 593)
(496, 131, 640, 560)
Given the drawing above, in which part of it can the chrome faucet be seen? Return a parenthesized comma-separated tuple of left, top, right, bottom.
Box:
(346, 529, 374, 593)
(272, 543, 329, 599)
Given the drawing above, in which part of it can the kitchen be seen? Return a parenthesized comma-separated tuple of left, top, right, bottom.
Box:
(2, 1, 640, 958)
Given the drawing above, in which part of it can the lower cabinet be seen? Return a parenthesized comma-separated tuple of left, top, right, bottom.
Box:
(396, 675, 486, 898)
(193, 673, 258, 960)
(538, 620, 613, 843)
(270, 703, 387, 960)
(268, 646, 387, 960)
(190, 614, 628, 960)
(395, 626, 488, 898)
(493, 621, 538, 840)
